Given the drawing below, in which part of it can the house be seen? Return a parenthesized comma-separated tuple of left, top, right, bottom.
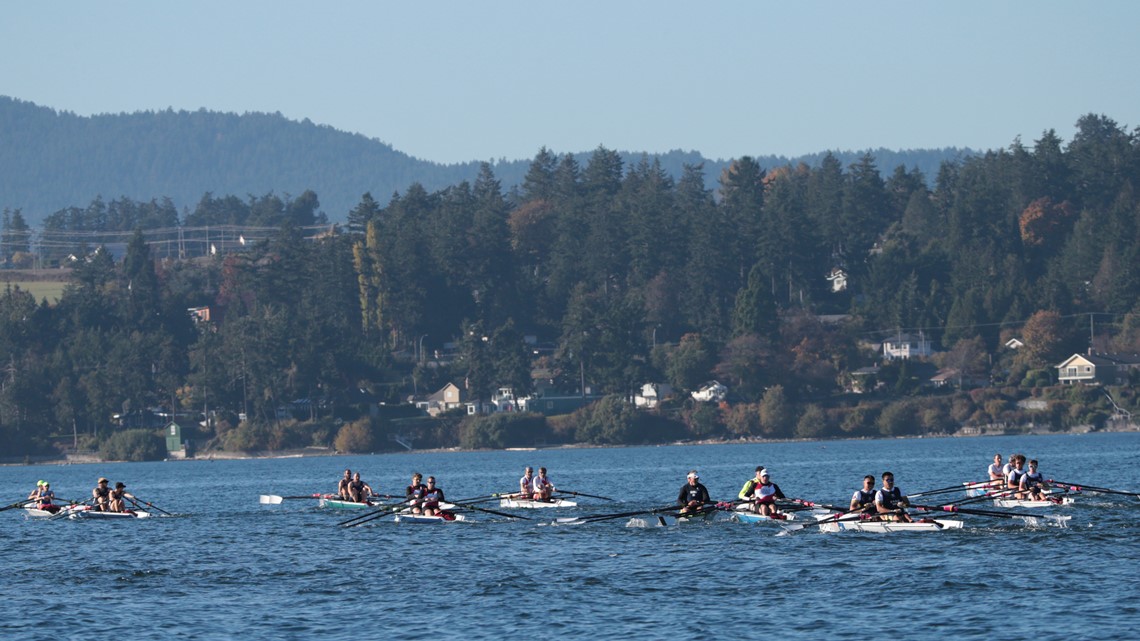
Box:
(423, 382, 466, 416)
(847, 366, 880, 394)
(691, 381, 727, 403)
(882, 332, 933, 360)
(1004, 338, 1024, 350)
(825, 268, 848, 293)
(464, 387, 526, 415)
(928, 368, 986, 389)
(1056, 353, 1140, 385)
(634, 382, 673, 409)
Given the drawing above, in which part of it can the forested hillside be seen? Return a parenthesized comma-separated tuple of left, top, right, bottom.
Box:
(0, 96, 972, 226)
(1, 113, 1138, 460)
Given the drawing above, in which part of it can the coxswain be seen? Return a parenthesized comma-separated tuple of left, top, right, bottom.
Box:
(1020, 459, 1049, 501)
(533, 467, 554, 501)
(337, 469, 353, 500)
(677, 470, 711, 514)
(406, 472, 427, 514)
(108, 482, 136, 513)
(849, 475, 877, 515)
(874, 472, 912, 522)
(347, 472, 373, 503)
(737, 466, 766, 507)
(421, 476, 445, 516)
(92, 478, 112, 512)
(518, 467, 535, 499)
(1006, 455, 1028, 498)
(752, 469, 786, 517)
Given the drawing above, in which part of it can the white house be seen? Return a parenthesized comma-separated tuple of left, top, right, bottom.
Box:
(634, 382, 673, 409)
(882, 332, 933, 360)
(825, 268, 848, 293)
(691, 381, 728, 403)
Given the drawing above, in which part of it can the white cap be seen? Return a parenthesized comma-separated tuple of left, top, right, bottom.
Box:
(687, 471, 699, 479)
(759, 469, 770, 477)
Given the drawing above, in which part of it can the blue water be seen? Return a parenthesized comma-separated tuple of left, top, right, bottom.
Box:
(2, 433, 1138, 640)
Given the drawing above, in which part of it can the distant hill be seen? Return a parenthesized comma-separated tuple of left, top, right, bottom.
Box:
(0, 96, 977, 225)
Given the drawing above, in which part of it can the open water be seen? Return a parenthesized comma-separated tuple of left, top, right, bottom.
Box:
(2, 432, 1139, 641)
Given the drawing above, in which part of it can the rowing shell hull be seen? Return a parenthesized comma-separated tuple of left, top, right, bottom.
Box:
(393, 513, 466, 524)
(992, 497, 1074, 508)
(23, 504, 85, 518)
(498, 498, 577, 509)
(68, 509, 152, 520)
(733, 511, 798, 523)
(319, 498, 455, 510)
(818, 518, 963, 533)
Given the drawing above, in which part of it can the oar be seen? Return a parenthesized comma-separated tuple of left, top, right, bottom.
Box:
(1048, 479, 1140, 499)
(912, 503, 1070, 525)
(786, 498, 849, 513)
(337, 500, 412, 527)
(908, 482, 991, 499)
(0, 499, 32, 513)
(557, 503, 680, 525)
(554, 489, 614, 501)
(450, 502, 531, 520)
(50, 498, 94, 520)
(259, 493, 327, 505)
(128, 495, 173, 516)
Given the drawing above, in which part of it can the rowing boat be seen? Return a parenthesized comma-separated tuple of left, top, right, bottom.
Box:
(392, 512, 466, 524)
(23, 503, 85, 518)
(992, 496, 1074, 508)
(647, 510, 719, 527)
(816, 515, 963, 533)
(498, 497, 577, 509)
(67, 508, 152, 520)
(732, 511, 799, 523)
(319, 497, 455, 510)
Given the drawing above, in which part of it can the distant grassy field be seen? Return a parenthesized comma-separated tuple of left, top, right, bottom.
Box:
(3, 280, 67, 303)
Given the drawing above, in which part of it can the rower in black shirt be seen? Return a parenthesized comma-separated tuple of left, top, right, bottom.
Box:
(677, 470, 711, 514)
(405, 472, 428, 514)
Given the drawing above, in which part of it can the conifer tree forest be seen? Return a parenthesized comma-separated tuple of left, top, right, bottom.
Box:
(2, 114, 1139, 459)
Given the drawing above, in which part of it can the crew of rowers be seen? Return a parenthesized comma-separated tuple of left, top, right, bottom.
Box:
(405, 472, 447, 516)
(677, 467, 915, 522)
(337, 469, 377, 503)
(987, 453, 1050, 501)
(517, 466, 556, 501)
(26, 480, 59, 513)
(26, 477, 138, 513)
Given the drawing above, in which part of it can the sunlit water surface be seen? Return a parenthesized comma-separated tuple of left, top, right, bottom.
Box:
(2, 432, 1138, 640)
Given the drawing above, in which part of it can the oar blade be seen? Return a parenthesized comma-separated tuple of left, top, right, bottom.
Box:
(259, 495, 284, 505)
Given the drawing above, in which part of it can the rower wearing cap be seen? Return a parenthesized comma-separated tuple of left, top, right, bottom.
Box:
(108, 482, 136, 513)
(421, 476, 445, 516)
(27, 480, 46, 502)
(92, 478, 112, 512)
(1020, 459, 1049, 501)
(752, 469, 786, 517)
(737, 466, 766, 505)
(849, 475, 877, 514)
(677, 470, 711, 514)
(874, 472, 912, 522)
(518, 467, 535, 499)
(533, 467, 554, 501)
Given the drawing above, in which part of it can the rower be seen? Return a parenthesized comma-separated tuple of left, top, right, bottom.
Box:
(677, 470, 710, 514)
(108, 482, 136, 513)
(519, 466, 535, 499)
(737, 466, 766, 508)
(347, 472, 373, 503)
(406, 473, 427, 514)
(987, 454, 1004, 486)
(92, 478, 112, 512)
(874, 472, 912, 522)
(850, 475, 876, 514)
(337, 469, 353, 501)
(421, 476, 445, 516)
(1020, 459, 1049, 501)
(1006, 455, 1028, 498)
(27, 480, 46, 502)
(752, 469, 786, 517)
(533, 467, 554, 501)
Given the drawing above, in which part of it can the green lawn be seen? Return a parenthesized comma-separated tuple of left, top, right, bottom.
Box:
(3, 280, 67, 303)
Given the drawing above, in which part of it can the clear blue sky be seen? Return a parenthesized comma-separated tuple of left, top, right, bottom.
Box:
(3, 1, 1137, 164)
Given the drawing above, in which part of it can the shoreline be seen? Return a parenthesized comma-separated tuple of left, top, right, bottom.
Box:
(4, 423, 1136, 467)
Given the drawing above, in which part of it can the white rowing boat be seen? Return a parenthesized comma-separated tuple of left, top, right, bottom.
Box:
(733, 511, 798, 523)
(992, 496, 1074, 508)
(393, 512, 466, 524)
(498, 497, 577, 509)
(68, 508, 152, 520)
(815, 513, 963, 533)
(22, 503, 86, 518)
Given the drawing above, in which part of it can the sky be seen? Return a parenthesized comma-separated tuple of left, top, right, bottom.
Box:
(3, 1, 1138, 165)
